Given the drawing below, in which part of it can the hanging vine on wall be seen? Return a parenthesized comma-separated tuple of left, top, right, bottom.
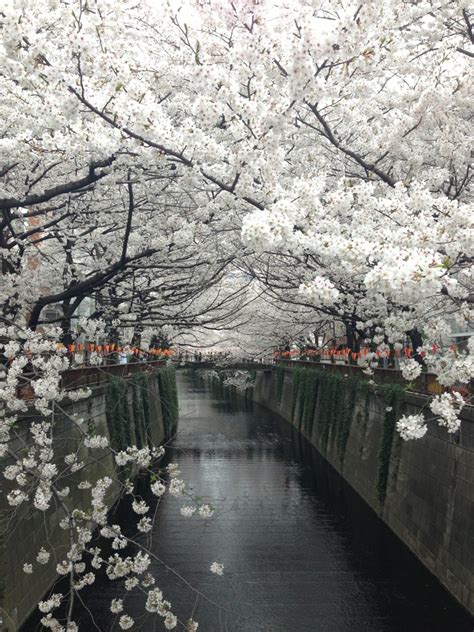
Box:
(106, 377, 133, 452)
(131, 373, 154, 449)
(291, 369, 302, 421)
(106, 372, 157, 453)
(157, 367, 179, 440)
(275, 366, 285, 403)
(376, 384, 405, 504)
(336, 376, 358, 460)
(292, 368, 343, 453)
(302, 370, 319, 435)
(288, 367, 406, 499)
(316, 371, 340, 452)
(136, 372, 152, 447)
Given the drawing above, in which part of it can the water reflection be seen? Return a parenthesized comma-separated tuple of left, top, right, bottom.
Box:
(23, 374, 473, 631)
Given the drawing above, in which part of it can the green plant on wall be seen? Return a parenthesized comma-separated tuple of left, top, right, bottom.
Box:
(291, 368, 343, 453)
(275, 366, 285, 403)
(106, 369, 178, 453)
(287, 367, 406, 499)
(336, 376, 358, 460)
(376, 384, 405, 504)
(137, 372, 152, 447)
(131, 373, 153, 449)
(157, 367, 179, 440)
(291, 368, 302, 421)
(302, 370, 319, 434)
(106, 377, 133, 452)
(316, 371, 340, 451)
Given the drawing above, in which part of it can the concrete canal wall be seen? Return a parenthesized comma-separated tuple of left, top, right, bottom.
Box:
(0, 367, 177, 631)
(252, 366, 474, 615)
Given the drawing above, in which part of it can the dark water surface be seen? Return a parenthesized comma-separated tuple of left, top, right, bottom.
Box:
(24, 375, 472, 631)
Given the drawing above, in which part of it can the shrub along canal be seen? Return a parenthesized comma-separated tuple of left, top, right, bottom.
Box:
(23, 373, 473, 631)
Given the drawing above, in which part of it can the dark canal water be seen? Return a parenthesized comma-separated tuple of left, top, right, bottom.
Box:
(24, 374, 473, 631)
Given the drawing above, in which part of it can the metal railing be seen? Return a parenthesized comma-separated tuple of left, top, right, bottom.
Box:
(60, 359, 166, 390)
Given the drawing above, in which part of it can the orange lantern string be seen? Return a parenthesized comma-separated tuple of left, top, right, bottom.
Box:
(96, 345, 102, 353)
(68, 344, 75, 353)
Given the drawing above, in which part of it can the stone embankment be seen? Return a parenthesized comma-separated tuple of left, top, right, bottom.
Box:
(0, 364, 177, 631)
(252, 366, 474, 615)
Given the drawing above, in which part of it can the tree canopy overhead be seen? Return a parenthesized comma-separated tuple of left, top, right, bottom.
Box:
(0, 4, 473, 627)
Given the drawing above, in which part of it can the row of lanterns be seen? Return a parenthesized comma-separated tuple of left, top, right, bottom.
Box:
(274, 347, 414, 361)
(62, 343, 174, 358)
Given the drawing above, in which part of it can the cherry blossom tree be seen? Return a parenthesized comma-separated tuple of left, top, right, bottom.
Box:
(1, 0, 473, 629)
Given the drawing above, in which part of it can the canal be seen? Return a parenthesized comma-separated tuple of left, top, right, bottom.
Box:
(23, 374, 472, 631)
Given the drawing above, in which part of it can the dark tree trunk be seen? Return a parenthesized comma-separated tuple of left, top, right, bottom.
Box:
(407, 328, 424, 364)
(345, 319, 361, 365)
